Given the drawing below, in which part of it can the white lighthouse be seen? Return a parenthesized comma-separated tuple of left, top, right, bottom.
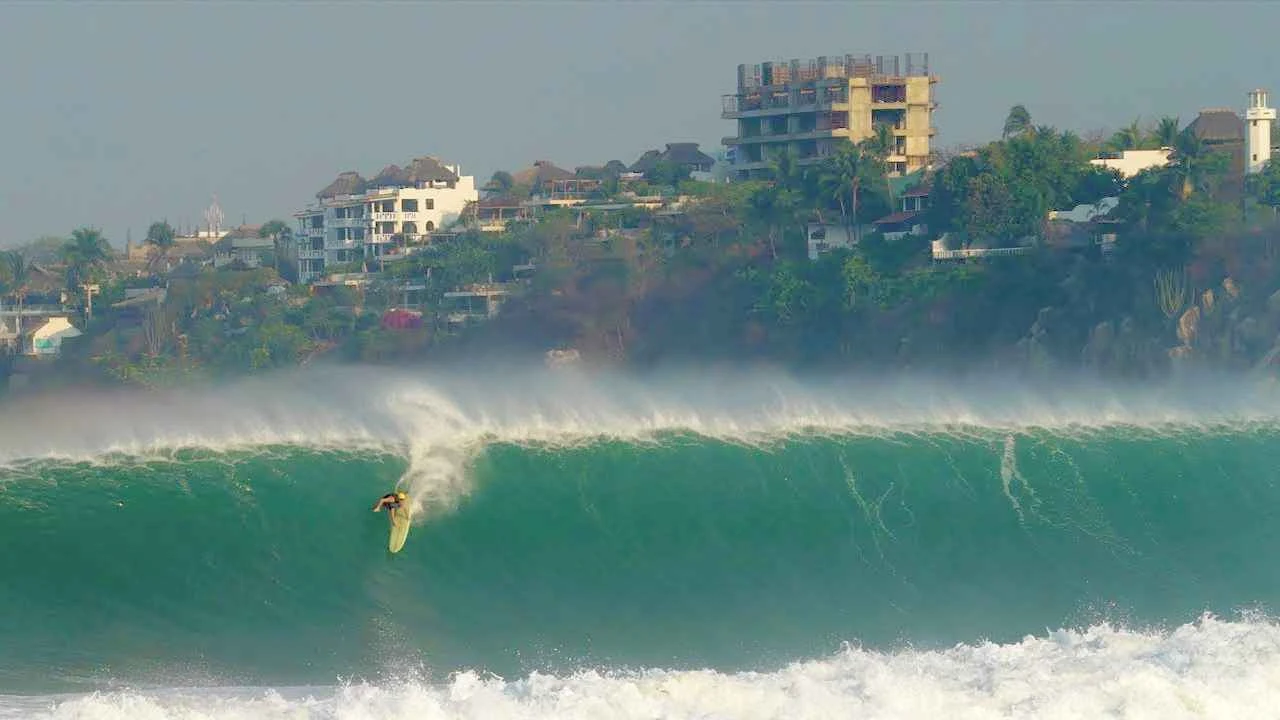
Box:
(1246, 88, 1275, 174)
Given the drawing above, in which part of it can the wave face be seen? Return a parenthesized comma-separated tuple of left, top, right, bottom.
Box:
(3, 366, 1280, 717)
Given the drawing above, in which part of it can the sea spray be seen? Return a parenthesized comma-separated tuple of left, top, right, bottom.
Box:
(3, 365, 1280, 710)
(7, 615, 1280, 720)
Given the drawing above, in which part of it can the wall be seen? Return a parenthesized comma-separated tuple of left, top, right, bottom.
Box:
(1089, 149, 1172, 178)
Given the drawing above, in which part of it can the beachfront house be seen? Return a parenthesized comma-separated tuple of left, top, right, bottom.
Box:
(294, 157, 478, 284)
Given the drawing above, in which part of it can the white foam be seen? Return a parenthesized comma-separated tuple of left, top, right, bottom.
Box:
(6, 614, 1279, 720)
(3, 364, 1280, 512)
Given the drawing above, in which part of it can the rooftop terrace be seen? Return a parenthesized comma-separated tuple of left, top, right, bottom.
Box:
(736, 53, 932, 90)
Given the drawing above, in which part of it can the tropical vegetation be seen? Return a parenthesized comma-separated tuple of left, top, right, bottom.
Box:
(4, 103, 1280, 393)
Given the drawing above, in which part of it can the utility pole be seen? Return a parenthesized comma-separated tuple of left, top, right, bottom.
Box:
(81, 283, 100, 321)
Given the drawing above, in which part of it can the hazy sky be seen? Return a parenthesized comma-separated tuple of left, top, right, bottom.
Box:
(1, 1, 1275, 248)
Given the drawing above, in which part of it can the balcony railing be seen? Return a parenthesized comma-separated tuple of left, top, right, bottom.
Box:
(373, 212, 397, 222)
(330, 217, 367, 228)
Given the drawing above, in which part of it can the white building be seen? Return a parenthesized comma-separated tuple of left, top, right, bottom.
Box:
(30, 317, 81, 357)
(805, 222, 857, 260)
(1089, 148, 1172, 179)
(294, 157, 478, 283)
(1246, 88, 1275, 174)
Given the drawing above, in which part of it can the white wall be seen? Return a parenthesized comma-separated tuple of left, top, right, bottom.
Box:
(806, 222, 856, 260)
(1247, 91, 1275, 174)
(1089, 149, 1171, 179)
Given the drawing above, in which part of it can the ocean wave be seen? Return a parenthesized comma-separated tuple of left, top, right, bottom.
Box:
(4, 364, 1280, 510)
(8, 614, 1278, 720)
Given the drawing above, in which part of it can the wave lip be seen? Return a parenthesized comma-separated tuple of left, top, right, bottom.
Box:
(3, 366, 1280, 465)
(7, 615, 1279, 720)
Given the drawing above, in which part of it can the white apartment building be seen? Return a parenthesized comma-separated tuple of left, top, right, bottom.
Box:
(294, 156, 478, 283)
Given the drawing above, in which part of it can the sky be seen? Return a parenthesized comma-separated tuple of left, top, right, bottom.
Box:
(1, 0, 1276, 248)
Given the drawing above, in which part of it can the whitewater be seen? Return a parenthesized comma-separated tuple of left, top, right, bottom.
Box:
(3, 364, 1280, 719)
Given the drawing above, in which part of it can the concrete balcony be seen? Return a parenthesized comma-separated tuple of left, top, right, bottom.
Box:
(368, 233, 396, 244)
(373, 212, 397, 222)
(329, 217, 368, 229)
(723, 128, 849, 146)
(400, 211, 418, 221)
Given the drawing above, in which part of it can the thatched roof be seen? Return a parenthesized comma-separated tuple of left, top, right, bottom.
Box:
(221, 224, 263, 240)
(630, 150, 663, 174)
(24, 263, 64, 294)
(661, 143, 715, 168)
(405, 156, 459, 184)
(317, 171, 367, 199)
(1189, 109, 1245, 143)
(632, 144, 716, 173)
(512, 160, 575, 187)
(370, 164, 412, 188)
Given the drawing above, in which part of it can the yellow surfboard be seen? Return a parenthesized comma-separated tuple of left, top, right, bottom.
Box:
(388, 501, 412, 554)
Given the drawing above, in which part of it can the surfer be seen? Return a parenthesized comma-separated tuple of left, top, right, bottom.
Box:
(372, 491, 408, 512)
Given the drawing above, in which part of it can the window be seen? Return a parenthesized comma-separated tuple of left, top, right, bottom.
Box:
(1254, 154, 1259, 161)
(424, 199, 435, 210)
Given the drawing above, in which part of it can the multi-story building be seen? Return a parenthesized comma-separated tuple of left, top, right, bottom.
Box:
(722, 53, 937, 180)
(294, 157, 477, 283)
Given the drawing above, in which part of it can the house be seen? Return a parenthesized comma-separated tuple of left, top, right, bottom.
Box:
(441, 283, 509, 330)
(1090, 148, 1172, 178)
(467, 197, 536, 232)
(872, 184, 930, 241)
(125, 229, 221, 263)
(512, 161, 576, 195)
(295, 156, 479, 283)
(805, 223, 857, 260)
(1188, 108, 1247, 200)
(630, 143, 718, 181)
(30, 317, 82, 357)
(1043, 196, 1121, 252)
(111, 288, 168, 325)
(213, 225, 274, 269)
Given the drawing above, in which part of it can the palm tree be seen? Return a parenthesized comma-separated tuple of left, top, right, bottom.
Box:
(258, 219, 292, 275)
(484, 171, 515, 197)
(862, 123, 895, 159)
(745, 183, 795, 260)
(1170, 128, 1206, 200)
(1153, 116, 1180, 149)
(819, 143, 870, 243)
(859, 124, 897, 205)
(0, 250, 29, 344)
(62, 226, 112, 293)
(1108, 119, 1144, 152)
(145, 220, 175, 272)
(1002, 105, 1032, 139)
(771, 148, 805, 194)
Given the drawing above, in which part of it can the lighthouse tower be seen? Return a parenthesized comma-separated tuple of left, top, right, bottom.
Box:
(1246, 88, 1275, 174)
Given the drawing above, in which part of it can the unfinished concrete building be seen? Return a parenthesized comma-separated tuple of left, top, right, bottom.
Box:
(722, 53, 937, 180)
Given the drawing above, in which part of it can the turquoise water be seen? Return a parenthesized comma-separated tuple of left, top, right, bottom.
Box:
(4, 427, 1280, 697)
(4, 370, 1280, 717)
